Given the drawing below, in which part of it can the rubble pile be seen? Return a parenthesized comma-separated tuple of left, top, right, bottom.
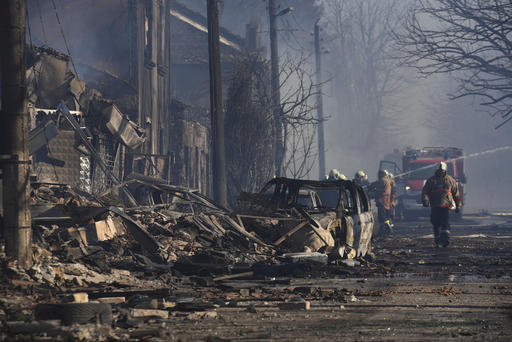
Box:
(0, 181, 280, 340)
(0, 177, 385, 341)
(26, 182, 282, 285)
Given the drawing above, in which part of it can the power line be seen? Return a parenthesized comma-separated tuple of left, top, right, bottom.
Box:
(50, 0, 79, 78)
(25, 4, 33, 47)
(36, 0, 48, 45)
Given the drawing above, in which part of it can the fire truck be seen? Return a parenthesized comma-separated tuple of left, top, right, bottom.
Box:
(379, 147, 466, 220)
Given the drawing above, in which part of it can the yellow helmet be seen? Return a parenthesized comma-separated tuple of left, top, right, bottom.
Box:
(328, 169, 344, 181)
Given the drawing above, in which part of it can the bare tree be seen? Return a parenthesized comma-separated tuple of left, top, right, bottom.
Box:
(224, 55, 274, 205)
(279, 53, 320, 178)
(323, 0, 405, 151)
(224, 52, 320, 202)
(261, 51, 321, 179)
(398, 0, 512, 128)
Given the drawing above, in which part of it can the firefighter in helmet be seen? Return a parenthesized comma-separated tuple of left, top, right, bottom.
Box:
(422, 162, 461, 247)
(326, 169, 347, 181)
(369, 169, 396, 236)
(353, 170, 369, 189)
(386, 171, 397, 220)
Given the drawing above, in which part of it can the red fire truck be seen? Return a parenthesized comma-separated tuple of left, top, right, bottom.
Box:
(379, 147, 466, 220)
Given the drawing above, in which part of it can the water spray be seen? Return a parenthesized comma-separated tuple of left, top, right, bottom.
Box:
(393, 146, 512, 180)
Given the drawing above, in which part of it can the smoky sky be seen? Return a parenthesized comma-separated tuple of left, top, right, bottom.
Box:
(24, 0, 512, 211)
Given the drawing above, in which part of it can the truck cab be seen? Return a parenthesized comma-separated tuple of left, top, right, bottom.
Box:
(380, 147, 466, 220)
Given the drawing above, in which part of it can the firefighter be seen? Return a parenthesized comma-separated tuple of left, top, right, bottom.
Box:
(371, 169, 396, 236)
(353, 170, 369, 189)
(326, 169, 347, 181)
(422, 162, 461, 247)
(387, 171, 397, 220)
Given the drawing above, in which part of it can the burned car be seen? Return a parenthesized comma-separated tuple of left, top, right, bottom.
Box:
(237, 177, 375, 260)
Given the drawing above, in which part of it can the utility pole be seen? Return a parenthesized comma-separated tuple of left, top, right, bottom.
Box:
(207, 0, 227, 207)
(269, 0, 282, 177)
(150, 0, 159, 156)
(0, 0, 32, 269)
(314, 19, 326, 178)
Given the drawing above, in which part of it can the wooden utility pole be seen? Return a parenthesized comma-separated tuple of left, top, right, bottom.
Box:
(207, 0, 227, 207)
(0, 0, 32, 269)
(150, 0, 159, 156)
(314, 20, 326, 178)
(269, 0, 283, 177)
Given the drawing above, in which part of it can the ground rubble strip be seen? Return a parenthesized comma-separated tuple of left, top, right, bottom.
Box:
(0, 181, 352, 341)
(2, 182, 512, 341)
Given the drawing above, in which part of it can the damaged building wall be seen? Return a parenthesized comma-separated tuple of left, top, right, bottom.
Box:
(26, 47, 145, 196)
(26, 47, 89, 191)
(173, 119, 210, 196)
(135, 0, 172, 160)
(25, 1, 173, 191)
(25, 0, 250, 197)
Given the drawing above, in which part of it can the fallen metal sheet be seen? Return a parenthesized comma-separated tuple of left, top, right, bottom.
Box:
(107, 206, 163, 254)
(221, 215, 271, 247)
(103, 104, 145, 150)
(109, 174, 227, 213)
(57, 102, 137, 206)
(29, 119, 58, 155)
(27, 48, 84, 108)
(31, 204, 73, 222)
(292, 207, 331, 247)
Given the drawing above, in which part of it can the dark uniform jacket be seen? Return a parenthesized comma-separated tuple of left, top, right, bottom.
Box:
(422, 173, 461, 209)
(373, 176, 396, 210)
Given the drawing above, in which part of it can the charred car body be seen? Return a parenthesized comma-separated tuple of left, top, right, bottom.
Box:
(237, 177, 375, 260)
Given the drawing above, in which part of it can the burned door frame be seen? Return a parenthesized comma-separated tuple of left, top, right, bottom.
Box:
(339, 181, 374, 258)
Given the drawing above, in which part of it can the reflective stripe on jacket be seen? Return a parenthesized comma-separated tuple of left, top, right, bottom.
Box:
(374, 176, 396, 210)
(422, 174, 461, 208)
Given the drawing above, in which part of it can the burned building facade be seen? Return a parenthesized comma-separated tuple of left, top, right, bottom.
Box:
(25, 0, 247, 199)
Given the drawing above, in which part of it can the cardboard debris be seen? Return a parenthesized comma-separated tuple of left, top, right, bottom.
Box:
(88, 216, 125, 242)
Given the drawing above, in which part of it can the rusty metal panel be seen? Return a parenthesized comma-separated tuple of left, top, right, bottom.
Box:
(33, 130, 81, 186)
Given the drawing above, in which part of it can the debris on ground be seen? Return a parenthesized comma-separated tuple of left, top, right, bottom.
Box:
(1, 176, 383, 341)
(2, 177, 511, 341)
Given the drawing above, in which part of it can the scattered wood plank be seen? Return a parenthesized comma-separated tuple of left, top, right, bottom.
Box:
(192, 216, 215, 235)
(96, 297, 126, 304)
(273, 220, 309, 246)
(209, 215, 227, 234)
(213, 271, 254, 282)
(235, 214, 296, 221)
(222, 215, 271, 247)
(130, 308, 169, 319)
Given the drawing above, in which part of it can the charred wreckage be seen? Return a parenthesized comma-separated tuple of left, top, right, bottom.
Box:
(0, 45, 376, 337)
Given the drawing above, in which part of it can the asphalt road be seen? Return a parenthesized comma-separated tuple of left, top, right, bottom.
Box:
(170, 214, 512, 341)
